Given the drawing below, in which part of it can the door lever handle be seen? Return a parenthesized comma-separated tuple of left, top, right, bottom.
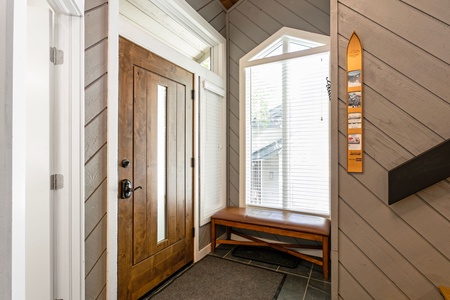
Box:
(120, 179, 142, 199)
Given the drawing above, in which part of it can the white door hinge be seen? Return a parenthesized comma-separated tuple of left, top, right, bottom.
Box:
(50, 47, 64, 65)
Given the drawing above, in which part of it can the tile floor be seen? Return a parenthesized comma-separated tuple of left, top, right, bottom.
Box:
(210, 244, 331, 300)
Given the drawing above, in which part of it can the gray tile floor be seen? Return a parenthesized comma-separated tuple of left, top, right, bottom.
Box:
(210, 244, 331, 300)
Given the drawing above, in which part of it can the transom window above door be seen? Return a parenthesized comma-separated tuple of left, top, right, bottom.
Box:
(240, 28, 331, 217)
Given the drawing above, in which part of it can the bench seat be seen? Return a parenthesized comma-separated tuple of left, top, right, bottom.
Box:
(211, 207, 331, 280)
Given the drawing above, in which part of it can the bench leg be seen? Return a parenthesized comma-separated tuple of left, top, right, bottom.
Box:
(322, 236, 329, 280)
(226, 226, 231, 240)
(211, 219, 216, 253)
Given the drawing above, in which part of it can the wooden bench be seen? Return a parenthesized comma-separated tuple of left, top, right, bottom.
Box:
(211, 207, 331, 280)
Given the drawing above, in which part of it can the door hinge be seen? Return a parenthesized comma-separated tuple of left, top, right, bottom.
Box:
(50, 47, 64, 65)
(50, 174, 64, 190)
(191, 157, 195, 168)
(192, 228, 195, 237)
(191, 89, 195, 100)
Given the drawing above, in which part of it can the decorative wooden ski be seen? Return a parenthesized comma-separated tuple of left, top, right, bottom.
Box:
(346, 32, 363, 173)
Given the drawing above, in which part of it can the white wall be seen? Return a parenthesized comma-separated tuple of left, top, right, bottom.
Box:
(0, 0, 12, 298)
(0, 0, 27, 299)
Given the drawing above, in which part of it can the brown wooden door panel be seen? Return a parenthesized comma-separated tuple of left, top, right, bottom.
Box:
(119, 37, 194, 300)
(132, 66, 150, 264)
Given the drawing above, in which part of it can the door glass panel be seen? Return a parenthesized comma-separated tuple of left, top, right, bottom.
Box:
(157, 85, 167, 243)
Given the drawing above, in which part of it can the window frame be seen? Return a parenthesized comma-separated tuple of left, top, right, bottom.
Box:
(239, 27, 331, 216)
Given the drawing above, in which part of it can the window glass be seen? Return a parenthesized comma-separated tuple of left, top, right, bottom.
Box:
(243, 31, 330, 216)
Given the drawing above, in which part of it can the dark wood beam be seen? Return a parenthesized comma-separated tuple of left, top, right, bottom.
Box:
(388, 139, 450, 205)
(220, 0, 239, 10)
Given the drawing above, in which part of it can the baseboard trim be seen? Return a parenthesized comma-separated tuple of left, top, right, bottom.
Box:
(197, 244, 211, 261)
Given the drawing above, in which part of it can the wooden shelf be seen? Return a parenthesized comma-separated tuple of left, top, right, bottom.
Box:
(388, 139, 450, 205)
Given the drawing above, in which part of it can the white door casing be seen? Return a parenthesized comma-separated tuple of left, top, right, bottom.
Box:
(50, 11, 84, 300)
(50, 10, 85, 300)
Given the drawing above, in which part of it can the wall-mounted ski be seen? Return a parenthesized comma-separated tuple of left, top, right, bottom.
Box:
(346, 32, 363, 173)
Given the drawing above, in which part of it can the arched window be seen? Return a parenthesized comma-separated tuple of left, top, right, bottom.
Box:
(240, 28, 330, 216)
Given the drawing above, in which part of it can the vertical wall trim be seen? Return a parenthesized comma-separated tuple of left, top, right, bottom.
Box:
(1, 0, 27, 299)
(225, 8, 231, 207)
(0, 0, 12, 298)
(75, 14, 86, 299)
(11, 0, 27, 299)
(330, 0, 339, 298)
(107, 0, 119, 299)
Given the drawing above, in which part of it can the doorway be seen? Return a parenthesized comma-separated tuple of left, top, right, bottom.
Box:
(118, 37, 194, 299)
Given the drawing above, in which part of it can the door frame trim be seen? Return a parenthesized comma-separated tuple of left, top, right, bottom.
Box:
(52, 12, 85, 300)
(107, 1, 119, 299)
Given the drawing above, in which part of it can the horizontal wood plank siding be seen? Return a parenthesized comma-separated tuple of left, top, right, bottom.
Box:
(85, 1, 108, 298)
(186, 0, 227, 37)
(210, 11, 226, 35)
(85, 0, 107, 11)
(85, 251, 107, 300)
(85, 74, 107, 124)
(339, 232, 408, 299)
(198, 1, 224, 23)
(85, 4, 108, 49)
(85, 109, 107, 163)
(338, 264, 372, 300)
(85, 215, 107, 277)
(337, 1, 450, 298)
(185, 0, 215, 12)
(85, 39, 108, 88)
(417, 179, 450, 220)
(234, 1, 281, 35)
(339, 201, 441, 299)
(85, 180, 107, 237)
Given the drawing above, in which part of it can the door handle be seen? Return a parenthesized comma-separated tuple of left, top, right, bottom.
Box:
(120, 179, 142, 199)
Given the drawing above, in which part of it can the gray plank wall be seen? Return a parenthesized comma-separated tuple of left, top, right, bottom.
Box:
(337, 1, 450, 299)
(185, 0, 227, 37)
(84, 0, 108, 299)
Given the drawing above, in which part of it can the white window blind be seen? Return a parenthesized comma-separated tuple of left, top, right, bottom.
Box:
(199, 79, 226, 225)
(244, 38, 330, 216)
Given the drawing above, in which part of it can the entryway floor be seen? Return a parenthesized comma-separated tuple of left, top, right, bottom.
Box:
(211, 244, 331, 300)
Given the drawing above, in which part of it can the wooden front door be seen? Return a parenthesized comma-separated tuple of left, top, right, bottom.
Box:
(118, 37, 194, 300)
